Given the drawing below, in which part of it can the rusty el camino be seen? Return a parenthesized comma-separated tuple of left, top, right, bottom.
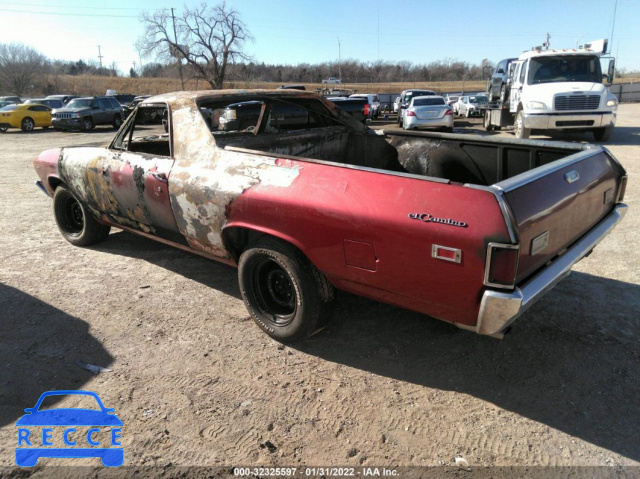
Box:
(33, 90, 628, 341)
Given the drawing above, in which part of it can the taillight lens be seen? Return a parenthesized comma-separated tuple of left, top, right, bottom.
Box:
(364, 103, 370, 116)
(485, 243, 519, 289)
(616, 175, 627, 203)
(406, 110, 416, 116)
(445, 109, 453, 116)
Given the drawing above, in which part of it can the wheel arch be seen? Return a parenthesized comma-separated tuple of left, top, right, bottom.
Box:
(222, 224, 317, 269)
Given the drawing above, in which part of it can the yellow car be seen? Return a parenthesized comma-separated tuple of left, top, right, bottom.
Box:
(0, 103, 52, 132)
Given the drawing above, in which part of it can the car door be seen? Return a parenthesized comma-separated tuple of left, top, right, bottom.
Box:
(509, 60, 526, 114)
(82, 103, 183, 243)
(459, 97, 467, 115)
(27, 105, 50, 126)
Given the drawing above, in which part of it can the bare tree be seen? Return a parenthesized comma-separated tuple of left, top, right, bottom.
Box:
(0, 43, 46, 95)
(138, 2, 252, 89)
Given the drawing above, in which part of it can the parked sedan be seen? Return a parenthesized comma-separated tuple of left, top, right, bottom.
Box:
(0, 103, 51, 132)
(455, 95, 489, 118)
(402, 96, 453, 131)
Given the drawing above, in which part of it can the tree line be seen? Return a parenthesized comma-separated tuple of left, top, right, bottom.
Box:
(1, 1, 637, 96)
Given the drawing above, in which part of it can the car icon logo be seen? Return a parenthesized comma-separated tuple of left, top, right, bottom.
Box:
(15, 390, 123, 467)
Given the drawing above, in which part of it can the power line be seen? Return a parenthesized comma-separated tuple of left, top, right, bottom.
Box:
(0, 7, 139, 18)
(0, 0, 144, 10)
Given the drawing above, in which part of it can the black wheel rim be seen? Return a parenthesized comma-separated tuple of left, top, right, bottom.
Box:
(252, 258, 296, 325)
(60, 194, 84, 235)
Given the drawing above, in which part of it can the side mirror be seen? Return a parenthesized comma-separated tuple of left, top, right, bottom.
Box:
(497, 69, 504, 74)
(607, 59, 615, 84)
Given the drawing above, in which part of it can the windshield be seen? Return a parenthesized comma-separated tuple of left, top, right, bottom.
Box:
(528, 55, 601, 84)
(66, 99, 93, 109)
(469, 96, 489, 103)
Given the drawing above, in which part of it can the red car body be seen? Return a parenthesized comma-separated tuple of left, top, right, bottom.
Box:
(33, 90, 628, 340)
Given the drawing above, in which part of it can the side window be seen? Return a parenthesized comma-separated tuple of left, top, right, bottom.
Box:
(519, 62, 527, 84)
(111, 103, 170, 157)
(109, 98, 121, 109)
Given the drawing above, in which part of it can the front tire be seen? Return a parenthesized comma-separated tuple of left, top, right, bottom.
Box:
(514, 110, 530, 139)
(238, 238, 335, 342)
(21, 117, 35, 132)
(82, 117, 94, 131)
(53, 186, 111, 246)
(593, 125, 613, 142)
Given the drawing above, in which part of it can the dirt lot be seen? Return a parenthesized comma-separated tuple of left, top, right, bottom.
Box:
(0, 105, 638, 477)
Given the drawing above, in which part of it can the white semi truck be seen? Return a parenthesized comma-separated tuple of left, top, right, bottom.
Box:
(483, 39, 618, 141)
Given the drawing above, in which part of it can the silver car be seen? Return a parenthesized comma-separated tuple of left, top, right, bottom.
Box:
(455, 95, 489, 118)
(402, 95, 453, 131)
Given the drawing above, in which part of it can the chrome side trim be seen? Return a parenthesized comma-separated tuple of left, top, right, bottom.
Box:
(464, 184, 519, 244)
(484, 242, 520, 289)
(495, 148, 603, 193)
(475, 203, 627, 336)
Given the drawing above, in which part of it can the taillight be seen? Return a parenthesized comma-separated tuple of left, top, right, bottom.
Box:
(445, 109, 453, 116)
(406, 110, 416, 116)
(364, 103, 370, 117)
(616, 175, 627, 203)
(484, 243, 519, 289)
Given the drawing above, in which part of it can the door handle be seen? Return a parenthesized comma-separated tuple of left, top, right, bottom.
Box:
(151, 172, 168, 182)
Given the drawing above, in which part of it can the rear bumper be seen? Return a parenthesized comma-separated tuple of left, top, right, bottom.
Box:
(404, 115, 453, 130)
(523, 111, 616, 130)
(471, 203, 627, 336)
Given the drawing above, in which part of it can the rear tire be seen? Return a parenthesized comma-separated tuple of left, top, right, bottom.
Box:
(499, 84, 508, 103)
(593, 125, 613, 142)
(21, 117, 35, 132)
(112, 115, 122, 129)
(484, 110, 494, 131)
(238, 238, 335, 342)
(53, 186, 110, 246)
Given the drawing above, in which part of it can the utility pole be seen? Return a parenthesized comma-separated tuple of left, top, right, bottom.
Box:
(98, 45, 103, 69)
(609, 0, 618, 54)
(337, 37, 342, 80)
(171, 7, 185, 90)
(542, 32, 551, 50)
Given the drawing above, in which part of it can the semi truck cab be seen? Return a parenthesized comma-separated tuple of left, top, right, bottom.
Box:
(507, 40, 618, 141)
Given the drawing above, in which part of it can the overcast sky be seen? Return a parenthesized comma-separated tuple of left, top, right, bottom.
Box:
(0, 0, 637, 74)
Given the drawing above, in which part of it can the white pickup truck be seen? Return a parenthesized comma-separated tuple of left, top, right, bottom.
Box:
(484, 40, 618, 142)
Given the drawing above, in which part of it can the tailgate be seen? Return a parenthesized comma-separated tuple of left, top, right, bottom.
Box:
(496, 148, 626, 284)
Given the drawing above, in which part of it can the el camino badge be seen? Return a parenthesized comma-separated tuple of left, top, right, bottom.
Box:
(408, 213, 468, 228)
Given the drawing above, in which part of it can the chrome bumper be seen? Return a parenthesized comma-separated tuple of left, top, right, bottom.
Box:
(35, 180, 51, 197)
(473, 203, 627, 336)
(523, 111, 616, 130)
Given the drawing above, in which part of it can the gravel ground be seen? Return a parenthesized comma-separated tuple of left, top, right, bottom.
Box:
(0, 105, 638, 477)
